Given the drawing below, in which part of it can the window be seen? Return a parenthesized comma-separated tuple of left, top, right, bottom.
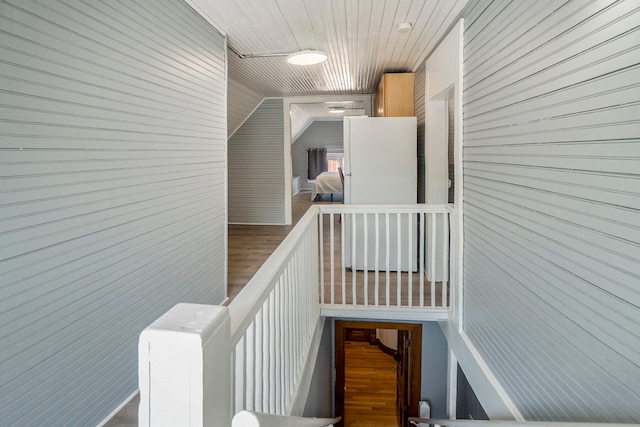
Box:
(327, 151, 344, 172)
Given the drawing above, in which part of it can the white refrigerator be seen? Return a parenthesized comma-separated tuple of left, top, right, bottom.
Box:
(343, 116, 417, 271)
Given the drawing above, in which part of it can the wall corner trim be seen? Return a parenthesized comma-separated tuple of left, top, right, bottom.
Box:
(439, 320, 524, 421)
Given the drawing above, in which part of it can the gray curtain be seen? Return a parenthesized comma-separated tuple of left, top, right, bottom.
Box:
(307, 148, 328, 180)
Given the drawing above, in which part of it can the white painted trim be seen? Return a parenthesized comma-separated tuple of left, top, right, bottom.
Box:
(283, 99, 293, 225)
(447, 350, 458, 419)
(460, 331, 524, 421)
(439, 320, 523, 421)
(453, 19, 465, 332)
(424, 19, 465, 329)
(320, 306, 449, 322)
(224, 34, 229, 302)
(316, 204, 449, 214)
(139, 304, 232, 427)
(287, 315, 326, 415)
(228, 221, 292, 226)
(411, 421, 640, 427)
(228, 207, 319, 341)
(233, 411, 340, 427)
(96, 390, 139, 427)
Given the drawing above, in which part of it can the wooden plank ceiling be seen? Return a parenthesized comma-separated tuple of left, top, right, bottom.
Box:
(185, 0, 469, 97)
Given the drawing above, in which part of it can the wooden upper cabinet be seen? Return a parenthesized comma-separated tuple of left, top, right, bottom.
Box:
(374, 72, 415, 117)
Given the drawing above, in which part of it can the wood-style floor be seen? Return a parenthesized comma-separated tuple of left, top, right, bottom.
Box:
(344, 341, 399, 427)
(227, 190, 325, 301)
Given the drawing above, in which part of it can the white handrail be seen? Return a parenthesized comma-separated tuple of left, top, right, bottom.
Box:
(409, 419, 640, 427)
(228, 206, 320, 343)
(316, 203, 451, 214)
(139, 203, 458, 426)
(233, 411, 340, 427)
(317, 204, 453, 313)
(229, 206, 322, 415)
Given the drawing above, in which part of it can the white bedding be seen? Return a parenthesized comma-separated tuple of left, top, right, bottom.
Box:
(311, 172, 343, 200)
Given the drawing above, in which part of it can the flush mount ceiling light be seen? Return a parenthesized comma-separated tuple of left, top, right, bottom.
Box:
(287, 50, 328, 66)
(397, 22, 413, 33)
(328, 108, 345, 114)
(227, 44, 328, 66)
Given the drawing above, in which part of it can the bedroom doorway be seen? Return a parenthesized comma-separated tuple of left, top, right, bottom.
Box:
(284, 95, 372, 222)
(335, 320, 422, 427)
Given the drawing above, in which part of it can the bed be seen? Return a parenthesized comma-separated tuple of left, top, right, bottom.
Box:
(311, 171, 343, 201)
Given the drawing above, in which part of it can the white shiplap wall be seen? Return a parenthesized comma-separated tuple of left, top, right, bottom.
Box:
(462, 0, 640, 422)
(0, 1, 227, 425)
(228, 98, 286, 224)
(290, 104, 314, 143)
(228, 77, 264, 138)
(291, 121, 344, 190)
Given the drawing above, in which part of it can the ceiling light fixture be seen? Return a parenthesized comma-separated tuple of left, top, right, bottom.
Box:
(397, 22, 413, 33)
(287, 50, 328, 66)
(228, 44, 328, 66)
(328, 108, 345, 114)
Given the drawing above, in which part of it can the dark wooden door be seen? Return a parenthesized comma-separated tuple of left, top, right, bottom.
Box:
(396, 330, 409, 426)
(335, 321, 421, 427)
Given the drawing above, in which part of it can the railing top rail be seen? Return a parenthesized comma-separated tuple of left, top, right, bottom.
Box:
(233, 411, 341, 426)
(408, 419, 640, 427)
(316, 203, 452, 214)
(228, 205, 320, 344)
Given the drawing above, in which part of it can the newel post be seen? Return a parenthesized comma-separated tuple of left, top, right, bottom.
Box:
(138, 303, 232, 427)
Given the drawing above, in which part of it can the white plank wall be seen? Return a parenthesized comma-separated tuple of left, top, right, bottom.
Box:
(0, 0, 227, 425)
(228, 98, 286, 224)
(462, 0, 640, 423)
(228, 77, 264, 138)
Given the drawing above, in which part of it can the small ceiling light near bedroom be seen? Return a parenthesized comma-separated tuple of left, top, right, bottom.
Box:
(287, 50, 328, 66)
(397, 22, 413, 33)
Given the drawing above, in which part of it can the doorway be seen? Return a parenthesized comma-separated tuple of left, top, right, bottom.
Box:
(335, 321, 422, 427)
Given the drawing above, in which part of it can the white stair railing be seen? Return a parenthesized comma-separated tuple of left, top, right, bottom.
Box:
(232, 411, 340, 427)
(138, 304, 232, 427)
(138, 208, 321, 426)
(317, 204, 453, 318)
(409, 419, 640, 427)
(138, 203, 457, 426)
(229, 207, 321, 415)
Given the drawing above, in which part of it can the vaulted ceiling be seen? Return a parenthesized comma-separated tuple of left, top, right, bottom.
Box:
(185, 0, 469, 98)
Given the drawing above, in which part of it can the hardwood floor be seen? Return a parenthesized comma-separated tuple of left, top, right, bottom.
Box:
(344, 341, 399, 427)
(227, 191, 342, 301)
(227, 190, 319, 301)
